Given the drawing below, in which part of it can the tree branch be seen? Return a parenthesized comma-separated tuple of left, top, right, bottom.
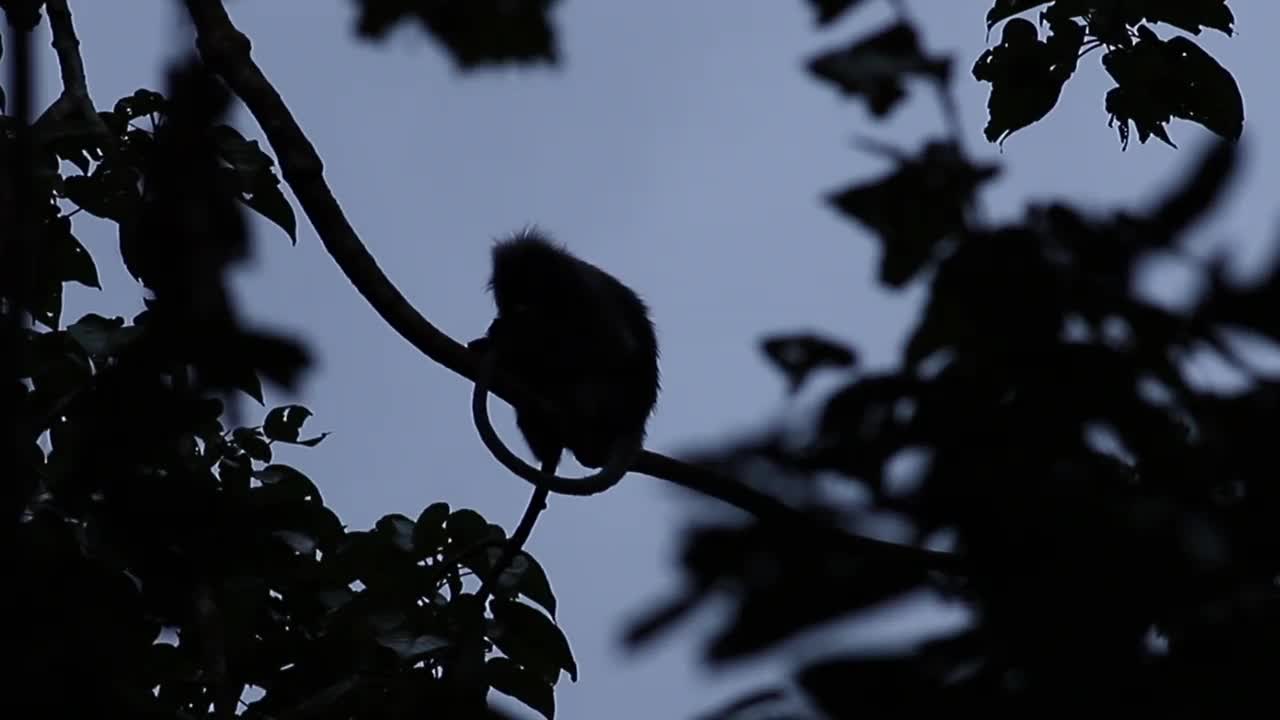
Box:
(32, 0, 114, 149)
(180, 0, 964, 575)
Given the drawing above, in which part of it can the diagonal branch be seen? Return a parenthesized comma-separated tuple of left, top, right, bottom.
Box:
(180, 0, 964, 575)
(32, 0, 114, 149)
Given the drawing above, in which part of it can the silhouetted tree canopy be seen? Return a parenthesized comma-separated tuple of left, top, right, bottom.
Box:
(2, 0, 1270, 718)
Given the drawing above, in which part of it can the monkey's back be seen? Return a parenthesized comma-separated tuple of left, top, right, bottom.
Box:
(488, 229, 660, 468)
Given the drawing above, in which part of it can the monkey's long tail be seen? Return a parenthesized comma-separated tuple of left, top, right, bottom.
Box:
(476, 463, 554, 604)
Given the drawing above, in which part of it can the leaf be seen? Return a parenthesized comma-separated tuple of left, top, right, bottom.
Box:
(46, 113, 108, 174)
(353, 0, 561, 70)
(487, 657, 555, 720)
(413, 502, 451, 556)
(66, 313, 131, 357)
(1144, 0, 1235, 37)
(234, 427, 273, 462)
(484, 549, 526, 594)
(252, 463, 322, 503)
(971, 16, 1083, 145)
(218, 456, 251, 493)
(806, 0, 870, 26)
(827, 141, 998, 287)
(1101, 27, 1243, 149)
(210, 125, 298, 243)
(293, 432, 329, 447)
(490, 599, 577, 683)
(795, 657, 941, 716)
(49, 218, 101, 289)
(234, 367, 265, 404)
(271, 529, 318, 554)
(29, 278, 62, 330)
(242, 182, 297, 244)
(760, 333, 857, 393)
(513, 551, 557, 619)
(808, 22, 950, 117)
(375, 513, 417, 553)
(375, 629, 450, 662)
(113, 88, 166, 120)
(1042, 0, 1235, 38)
(263, 404, 313, 443)
(985, 0, 1052, 29)
(446, 508, 490, 547)
(276, 502, 346, 554)
(62, 164, 141, 221)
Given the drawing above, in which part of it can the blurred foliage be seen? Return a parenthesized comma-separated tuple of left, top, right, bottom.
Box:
(0, 0, 1269, 718)
(349, 0, 561, 69)
(626, 1, 1277, 718)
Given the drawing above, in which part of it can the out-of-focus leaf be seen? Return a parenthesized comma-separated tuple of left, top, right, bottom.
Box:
(806, 0, 870, 26)
(353, 0, 561, 70)
(694, 688, 790, 720)
(808, 22, 950, 117)
(828, 141, 998, 287)
(761, 333, 857, 393)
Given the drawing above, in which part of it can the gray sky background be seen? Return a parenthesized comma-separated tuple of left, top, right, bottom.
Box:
(13, 1, 1280, 717)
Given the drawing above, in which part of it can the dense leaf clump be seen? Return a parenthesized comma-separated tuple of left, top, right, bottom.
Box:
(3, 45, 571, 720)
(629, 2, 1275, 717)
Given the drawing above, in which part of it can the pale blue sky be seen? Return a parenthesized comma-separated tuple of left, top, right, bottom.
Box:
(16, 1, 1280, 717)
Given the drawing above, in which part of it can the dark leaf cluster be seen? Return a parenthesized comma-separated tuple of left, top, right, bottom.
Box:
(974, 0, 1242, 147)
(647, 138, 1280, 720)
(808, 22, 951, 118)
(350, 0, 561, 69)
(633, 3, 1277, 717)
(3, 46, 574, 720)
(7, 307, 573, 718)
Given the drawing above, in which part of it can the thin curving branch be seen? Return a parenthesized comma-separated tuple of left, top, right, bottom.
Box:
(180, 0, 963, 575)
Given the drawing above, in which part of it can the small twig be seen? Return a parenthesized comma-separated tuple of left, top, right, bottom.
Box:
(180, 0, 964, 575)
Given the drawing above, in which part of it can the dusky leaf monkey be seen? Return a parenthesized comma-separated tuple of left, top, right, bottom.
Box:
(469, 227, 660, 496)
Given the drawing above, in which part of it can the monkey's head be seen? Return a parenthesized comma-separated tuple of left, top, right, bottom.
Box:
(470, 228, 660, 495)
